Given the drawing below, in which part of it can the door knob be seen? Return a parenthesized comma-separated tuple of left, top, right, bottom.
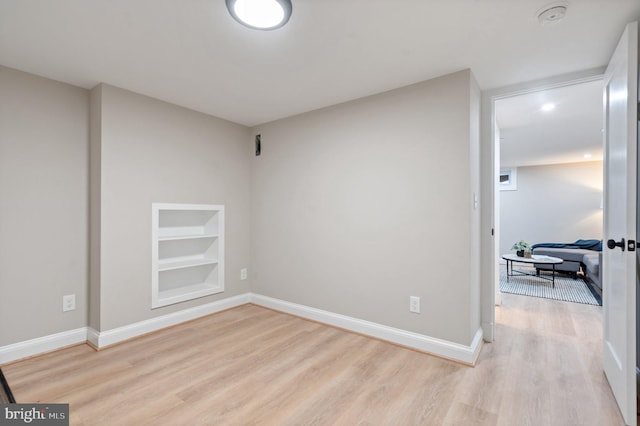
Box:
(607, 238, 626, 251)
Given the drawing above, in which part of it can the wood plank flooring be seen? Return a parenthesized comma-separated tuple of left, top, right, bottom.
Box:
(2, 295, 625, 425)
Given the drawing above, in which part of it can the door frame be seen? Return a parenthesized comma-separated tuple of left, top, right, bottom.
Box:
(480, 67, 605, 342)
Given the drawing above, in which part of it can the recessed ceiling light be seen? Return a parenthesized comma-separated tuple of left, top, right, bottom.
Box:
(584, 153, 592, 159)
(226, 0, 292, 30)
(541, 103, 556, 112)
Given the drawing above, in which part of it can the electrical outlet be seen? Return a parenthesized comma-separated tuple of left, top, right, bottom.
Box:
(409, 296, 420, 313)
(240, 268, 248, 280)
(63, 294, 76, 312)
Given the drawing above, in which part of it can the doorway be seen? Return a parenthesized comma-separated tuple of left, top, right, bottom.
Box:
(481, 22, 640, 425)
(479, 68, 605, 342)
(494, 80, 604, 306)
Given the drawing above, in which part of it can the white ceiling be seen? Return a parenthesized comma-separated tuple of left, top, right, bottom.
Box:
(1, 1, 639, 126)
(497, 79, 604, 167)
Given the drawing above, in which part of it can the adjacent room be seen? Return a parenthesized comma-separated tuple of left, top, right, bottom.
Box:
(496, 80, 604, 306)
(1, 1, 640, 424)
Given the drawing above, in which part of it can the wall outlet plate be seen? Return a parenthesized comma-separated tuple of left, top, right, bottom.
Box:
(63, 294, 76, 312)
(240, 268, 248, 280)
(409, 296, 420, 313)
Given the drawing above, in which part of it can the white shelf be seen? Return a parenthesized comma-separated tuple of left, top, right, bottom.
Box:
(152, 203, 225, 309)
(158, 257, 218, 271)
(158, 282, 223, 306)
(158, 234, 218, 242)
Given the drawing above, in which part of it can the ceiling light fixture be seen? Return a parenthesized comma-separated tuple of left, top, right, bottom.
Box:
(541, 103, 556, 112)
(584, 153, 592, 159)
(226, 0, 292, 30)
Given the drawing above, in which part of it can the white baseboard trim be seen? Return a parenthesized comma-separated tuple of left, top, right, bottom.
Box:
(90, 293, 251, 348)
(1, 294, 252, 364)
(250, 293, 484, 365)
(0, 327, 88, 365)
(1, 293, 484, 366)
(481, 321, 494, 343)
(86, 328, 100, 348)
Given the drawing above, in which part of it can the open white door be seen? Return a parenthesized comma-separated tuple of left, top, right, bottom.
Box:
(603, 21, 638, 426)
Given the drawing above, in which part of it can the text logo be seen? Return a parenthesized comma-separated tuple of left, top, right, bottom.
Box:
(1, 404, 68, 425)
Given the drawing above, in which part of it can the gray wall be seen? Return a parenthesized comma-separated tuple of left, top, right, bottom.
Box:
(251, 70, 481, 346)
(0, 66, 89, 345)
(500, 161, 603, 256)
(469, 74, 481, 340)
(91, 84, 252, 331)
(1, 66, 482, 350)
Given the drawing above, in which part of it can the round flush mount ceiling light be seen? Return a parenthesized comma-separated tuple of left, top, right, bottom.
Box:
(226, 0, 292, 30)
(537, 2, 568, 25)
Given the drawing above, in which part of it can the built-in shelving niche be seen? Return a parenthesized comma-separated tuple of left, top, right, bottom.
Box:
(151, 203, 224, 309)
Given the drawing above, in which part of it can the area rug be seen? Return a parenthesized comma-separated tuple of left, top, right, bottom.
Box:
(499, 267, 602, 306)
(0, 368, 16, 403)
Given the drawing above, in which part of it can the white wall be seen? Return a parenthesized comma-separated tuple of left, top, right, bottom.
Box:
(500, 161, 603, 255)
(91, 84, 252, 331)
(0, 66, 89, 346)
(251, 70, 481, 346)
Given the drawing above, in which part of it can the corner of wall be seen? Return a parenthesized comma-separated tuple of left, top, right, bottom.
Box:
(89, 84, 103, 331)
(469, 70, 482, 339)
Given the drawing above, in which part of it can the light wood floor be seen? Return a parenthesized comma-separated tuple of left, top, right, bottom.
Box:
(2, 295, 625, 425)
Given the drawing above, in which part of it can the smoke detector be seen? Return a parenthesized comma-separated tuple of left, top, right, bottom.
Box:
(537, 2, 568, 25)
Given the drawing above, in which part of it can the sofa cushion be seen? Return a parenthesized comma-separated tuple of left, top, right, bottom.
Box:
(532, 247, 595, 263)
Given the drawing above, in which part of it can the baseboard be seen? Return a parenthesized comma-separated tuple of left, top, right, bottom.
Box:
(86, 328, 100, 349)
(89, 293, 251, 348)
(1, 294, 251, 363)
(1, 292, 484, 366)
(481, 321, 494, 343)
(250, 293, 484, 366)
(0, 328, 88, 365)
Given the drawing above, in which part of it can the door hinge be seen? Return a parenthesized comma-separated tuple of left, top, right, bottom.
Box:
(628, 240, 636, 252)
(491, 228, 494, 236)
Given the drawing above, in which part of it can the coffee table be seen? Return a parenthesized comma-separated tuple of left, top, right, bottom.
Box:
(502, 254, 564, 288)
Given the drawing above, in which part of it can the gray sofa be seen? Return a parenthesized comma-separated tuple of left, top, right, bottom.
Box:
(533, 247, 602, 291)
(582, 252, 602, 290)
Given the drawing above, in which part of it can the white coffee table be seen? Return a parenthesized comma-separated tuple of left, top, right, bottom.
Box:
(502, 254, 564, 288)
